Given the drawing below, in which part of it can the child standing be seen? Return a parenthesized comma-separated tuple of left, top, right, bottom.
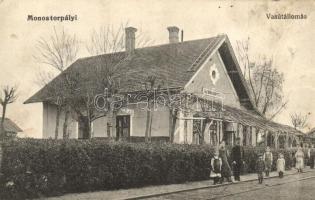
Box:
(210, 150, 222, 185)
(295, 146, 305, 173)
(263, 146, 273, 177)
(277, 153, 286, 178)
(256, 154, 265, 184)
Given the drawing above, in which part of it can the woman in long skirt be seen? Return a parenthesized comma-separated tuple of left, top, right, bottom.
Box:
(219, 141, 232, 183)
(295, 146, 305, 173)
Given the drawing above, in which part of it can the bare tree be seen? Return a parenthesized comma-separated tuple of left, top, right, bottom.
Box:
(34, 26, 79, 72)
(0, 85, 18, 139)
(236, 38, 287, 119)
(34, 26, 79, 139)
(141, 75, 163, 142)
(290, 112, 309, 130)
(86, 23, 153, 56)
(70, 23, 154, 139)
(33, 24, 153, 139)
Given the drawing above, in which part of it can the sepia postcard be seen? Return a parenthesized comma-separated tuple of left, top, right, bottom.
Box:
(0, 0, 315, 199)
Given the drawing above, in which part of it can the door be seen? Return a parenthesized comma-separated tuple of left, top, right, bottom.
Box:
(116, 115, 130, 141)
(193, 119, 202, 144)
(78, 116, 90, 139)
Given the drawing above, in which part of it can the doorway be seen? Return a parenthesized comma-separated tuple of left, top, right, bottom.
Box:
(78, 116, 90, 139)
(193, 119, 202, 144)
(116, 115, 130, 141)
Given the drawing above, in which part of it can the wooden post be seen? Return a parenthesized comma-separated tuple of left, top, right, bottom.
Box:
(169, 109, 173, 142)
(219, 121, 223, 143)
(231, 123, 235, 146)
(252, 127, 256, 147)
(203, 120, 212, 144)
(200, 119, 203, 144)
(265, 130, 268, 147)
(239, 124, 244, 146)
(285, 132, 289, 149)
(274, 132, 279, 149)
(0, 144, 2, 173)
(215, 121, 220, 145)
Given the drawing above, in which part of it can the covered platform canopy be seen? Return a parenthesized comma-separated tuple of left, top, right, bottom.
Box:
(196, 102, 303, 137)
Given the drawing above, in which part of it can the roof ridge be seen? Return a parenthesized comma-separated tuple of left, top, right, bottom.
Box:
(78, 36, 219, 61)
(187, 35, 224, 72)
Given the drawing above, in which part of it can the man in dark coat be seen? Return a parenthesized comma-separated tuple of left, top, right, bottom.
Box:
(231, 137, 244, 181)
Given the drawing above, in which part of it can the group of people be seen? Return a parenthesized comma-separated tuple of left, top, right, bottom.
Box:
(210, 137, 243, 185)
(210, 137, 314, 185)
(255, 147, 285, 184)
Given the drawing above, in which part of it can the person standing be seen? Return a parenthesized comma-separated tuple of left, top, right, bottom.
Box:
(310, 145, 315, 169)
(219, 141, 232, 183)
(277, 153, 286, 178)
(231, 137, 244, 181)
(295, 146, 305, 173)
(263, 146, 273, 177)
(304, 144, 310, 167)
(291, 151, 296, 169)
(210, 150, 222, 185)
(256, 154, 265, 184)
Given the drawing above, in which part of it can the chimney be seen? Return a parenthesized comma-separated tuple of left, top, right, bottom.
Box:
(167, 26, 179, 43)
(125, 27, 137, 55)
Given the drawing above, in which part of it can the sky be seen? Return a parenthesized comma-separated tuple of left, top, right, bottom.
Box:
(0, 0, 314, 138)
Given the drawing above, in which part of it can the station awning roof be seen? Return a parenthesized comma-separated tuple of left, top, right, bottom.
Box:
(195, 103, 303, 136)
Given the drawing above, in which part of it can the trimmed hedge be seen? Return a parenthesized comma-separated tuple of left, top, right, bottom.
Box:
(0, 139, 296, 199)
(0, 139, 213, 199)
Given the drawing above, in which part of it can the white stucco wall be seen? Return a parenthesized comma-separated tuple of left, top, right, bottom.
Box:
(185, 51, 241, 108)
(42, 102, 78, 139)
(89, 104, 170, 138)
(43, 101, 171, 139)
(127, 103, 170, 137)
(92, 116, 109, 138)
(172, 111, 195, 144)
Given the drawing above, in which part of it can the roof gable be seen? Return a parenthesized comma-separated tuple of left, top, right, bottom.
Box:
(218, 37, 256, 110)
(185, 51, 241, 108)
(183, 35, 256, 111)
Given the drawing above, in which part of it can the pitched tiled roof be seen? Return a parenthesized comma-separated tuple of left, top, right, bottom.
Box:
(25, 36, 225, 104)
(0, 118, 23, 133)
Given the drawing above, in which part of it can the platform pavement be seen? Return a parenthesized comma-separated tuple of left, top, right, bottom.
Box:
(45, 167, 313, 200)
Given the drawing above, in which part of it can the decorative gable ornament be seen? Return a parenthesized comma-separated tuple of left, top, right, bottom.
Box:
(209, 64, 219, 85)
